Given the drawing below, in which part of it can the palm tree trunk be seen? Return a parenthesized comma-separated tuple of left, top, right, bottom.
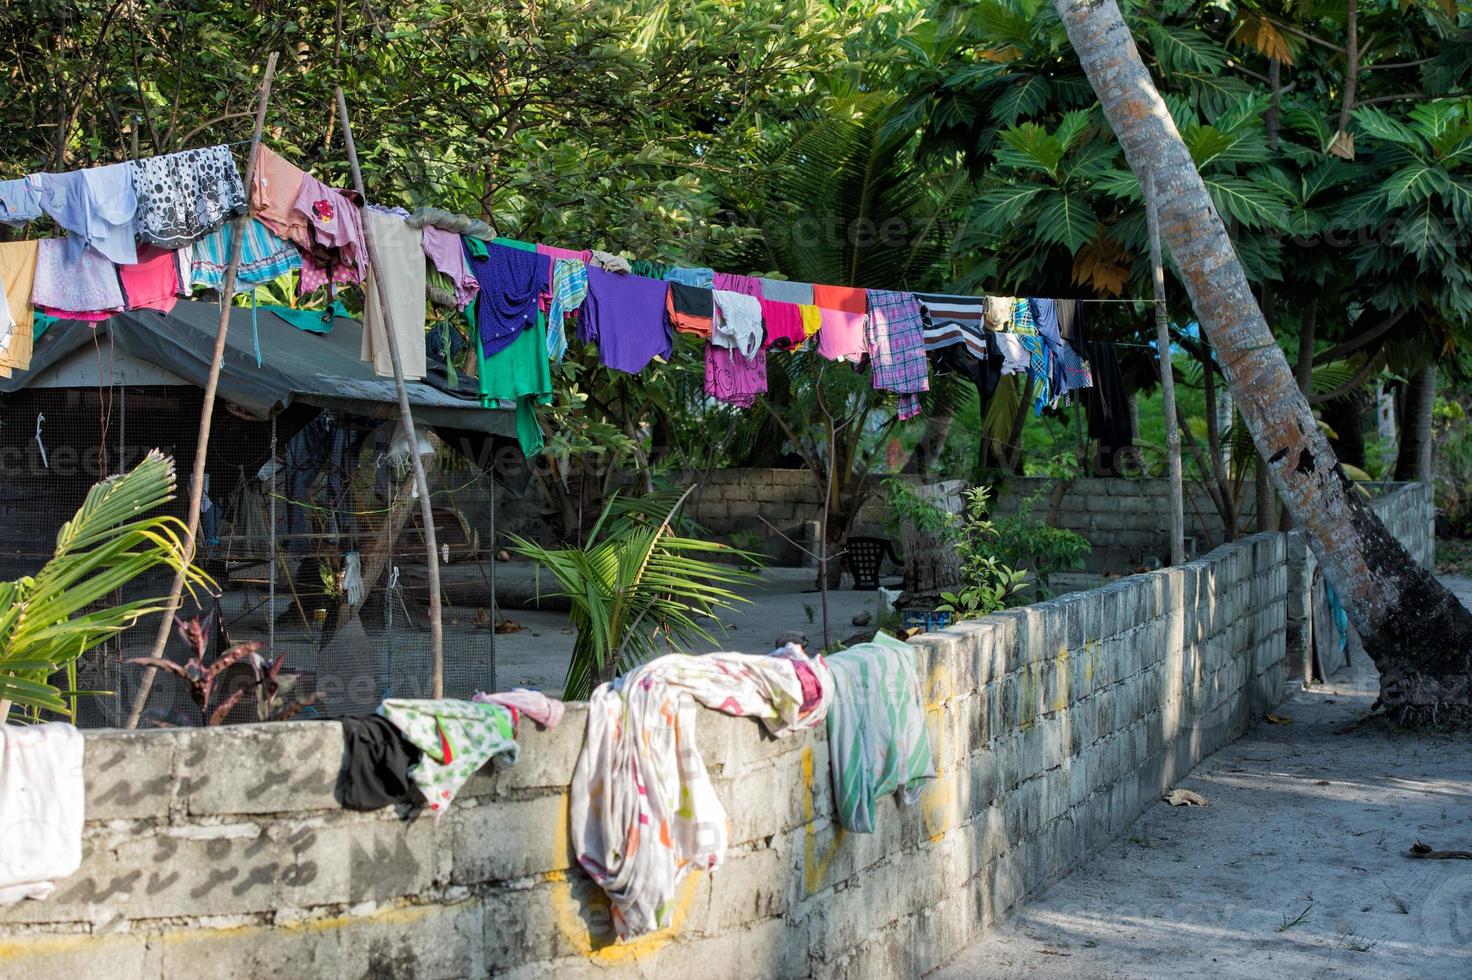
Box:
(1395, 365, 1436, 483)
(1055, 0, 1472, 725)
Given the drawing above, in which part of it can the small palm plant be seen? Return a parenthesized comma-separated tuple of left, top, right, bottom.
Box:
(509, 489, 759, 701)
(0, 450, 210, 723)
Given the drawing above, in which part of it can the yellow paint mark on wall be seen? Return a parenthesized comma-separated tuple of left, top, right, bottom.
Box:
(800, 746, 845, 894)
(919, 663, 958, 843)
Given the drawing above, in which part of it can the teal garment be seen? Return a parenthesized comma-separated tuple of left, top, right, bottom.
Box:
(824, 631, 935, 833)
(262, 300, 350, 335)
(492, 236, 538, 253)
(468, 235, 550, 457)
(32, 310, 60, 341)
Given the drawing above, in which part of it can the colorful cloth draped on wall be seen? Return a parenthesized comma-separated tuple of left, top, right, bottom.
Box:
(570, 649, 831, 938)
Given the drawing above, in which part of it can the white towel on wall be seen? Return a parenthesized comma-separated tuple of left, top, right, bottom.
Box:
(0, 722, 85, 905)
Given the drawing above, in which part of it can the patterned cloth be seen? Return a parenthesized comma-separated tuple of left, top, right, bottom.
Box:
(547, 257, 588, 361)
(866, 289, 930, 420)
(31, 237, 126, 317)
(470, 689, 565, 732)
(129, 145, 247, 249)
(1012, 298, 1052, 415)
(189, 217, 302, 289)
(825, 631, 934, 834)
(1054, 342, 1095, 403)
(914, 292, 987, 357)
(705, 344, 767, 407)
(377, 698, 519, 817)
(571, 650, 832, 938)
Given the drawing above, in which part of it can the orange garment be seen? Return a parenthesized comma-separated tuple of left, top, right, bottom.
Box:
(250, 145, 309, 247)
(0, 239, 40, 374)
(665, 285, 712, 338)
(812, 284, 867, 315)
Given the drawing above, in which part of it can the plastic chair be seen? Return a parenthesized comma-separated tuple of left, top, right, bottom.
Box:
(844, 536, 899, 591)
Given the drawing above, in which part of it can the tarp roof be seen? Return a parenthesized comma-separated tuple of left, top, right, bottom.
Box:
(0, 301, 514, 437)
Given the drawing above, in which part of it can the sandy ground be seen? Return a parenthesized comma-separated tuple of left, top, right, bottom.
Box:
(931, 576, 1472, 980)
(485, 566, 894, 694)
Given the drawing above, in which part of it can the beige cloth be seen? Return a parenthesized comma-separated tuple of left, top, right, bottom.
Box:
(250, 145, 309, 247)
(361, 208, 427, 380)
(983, 295, 1014, 331)
(589, 249, 631, 274)
(0, 239, 40, 375)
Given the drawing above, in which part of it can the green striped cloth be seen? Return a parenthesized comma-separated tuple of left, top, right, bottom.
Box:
(825, 631, 935, 833)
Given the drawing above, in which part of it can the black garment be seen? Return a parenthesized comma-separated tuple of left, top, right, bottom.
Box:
(338, 715, 422, 811)
(1085, 341, 1134, 474)
(929, 330, 1006, 401)
(1055, 299, 1090, 356)
(668, 281, 714, 320)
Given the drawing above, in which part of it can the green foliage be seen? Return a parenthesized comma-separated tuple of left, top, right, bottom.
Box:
(990, 492, 1091, 599)
(509, 490, 760, 701)
(936, 487, 1030, 620)
(0, 451, 210, 720)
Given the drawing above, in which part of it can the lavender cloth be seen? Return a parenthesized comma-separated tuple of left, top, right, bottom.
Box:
(421, 225, 478, 310)
(466, 240, 548, 358)
(704, 345, 767, 408)
(581, 266, 672, 374)
(31, 237, 126, 313)
(36, 165, 139, 265)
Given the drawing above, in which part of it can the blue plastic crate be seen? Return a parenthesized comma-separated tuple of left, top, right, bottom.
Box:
(900, 609, 953, 633)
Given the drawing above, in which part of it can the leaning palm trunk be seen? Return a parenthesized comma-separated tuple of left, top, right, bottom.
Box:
(1055, 0, 1472, 725)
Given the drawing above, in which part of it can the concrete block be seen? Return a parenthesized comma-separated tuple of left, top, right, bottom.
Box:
(183, 721, 340, 816)
(85, 727, 187, 821)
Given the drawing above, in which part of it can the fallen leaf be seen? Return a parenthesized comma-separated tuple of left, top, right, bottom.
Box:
(1163, 789, 1208, 807)
(1265, 713, 1293, 725)
(1408, 840, 1472, 860)
(1315, 779, 1331, 786)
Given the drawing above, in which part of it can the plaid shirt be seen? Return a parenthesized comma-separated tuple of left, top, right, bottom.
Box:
(866, 290, 930, 420)
(1011, 299, 1053, 414)
(547, 257, 588, 361)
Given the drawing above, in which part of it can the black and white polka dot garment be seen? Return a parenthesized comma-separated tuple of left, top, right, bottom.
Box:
(129, 145, 247, 249)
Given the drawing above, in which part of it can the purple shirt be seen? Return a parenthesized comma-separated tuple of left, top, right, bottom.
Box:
(421, 226, 478, 310)
(713, 271, 764, 297)
(581, 267, 672, 374)
(466, 241, 548, 358)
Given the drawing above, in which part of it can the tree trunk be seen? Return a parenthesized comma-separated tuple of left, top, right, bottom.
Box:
(1056, 0, 1472, 725)
(899, 482, 964, 608)
(903, 410, 954, 475)
(1395, 365, 1436, 483)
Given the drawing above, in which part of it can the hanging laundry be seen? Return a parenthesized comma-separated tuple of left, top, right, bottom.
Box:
(1012, 299, 1052, 415)
(712, 271, 763, 297)
(931, 330, 1007, 401)
(1054, 343, 1095, 403)
(464, 239, 548, 359)
(32, 237, 126, 322)
(799, 303, 822, 338)
(546, 257, 589, 361)
(1086, 340, 1134, 473)
(33, 164, 139, 265)
(338, 714, 422, 812)
(189, 216, 302, 290)
(915, 292, 988, 358)
(420, 225, 479, 311)
(825, 631, 934, 834)
(470, 689, 565, 731)
(665, 281, 714, 338)
(0, 240, 39, 374)
(378, 698, 519, 817)
(1030, 297, 1069, 400)
(0, 722, 85, 905)
(589, 249, 631, 273)
(538, 242, 593, 265)
(705, 345, 767, 407)
(866, 289, 930, 420)
(475, 291, 553, 456)
(571, 649, 831, 938)
(249, 144, 309, 246)
(812, 283, 868, 315)
(664, 266, 715, 289)
(294, 175, 368, 295)
(758, 277, 815, 306)
(711, 289, 763, 358)
(263, 300, 348, 334)
(405, 206, 494, 241)
(630, 258, 670, 279)
(994, 331, 1030, 376)
(816, 306, 867, 363)
(360, 208, 428, 380)
(580, 266, 673, 374)
(1054, 298, 1089, 355)
(0, 177, 42, 226)
(759, 296, 806, 350)
(128, 145, 247, 249)
(984, 295, 1015, 331)
(119, 244, 182, 314)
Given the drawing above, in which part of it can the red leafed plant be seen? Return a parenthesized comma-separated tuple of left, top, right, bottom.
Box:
(127, 614, 317, 725)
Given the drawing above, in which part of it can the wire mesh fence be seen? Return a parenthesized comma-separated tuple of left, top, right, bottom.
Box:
(0, 383, 501, 729)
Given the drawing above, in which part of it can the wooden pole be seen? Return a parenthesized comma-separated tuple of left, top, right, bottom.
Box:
(334, 86, 445, 699)
(126, 52, 279, 729)
(1144, 169, 1186, 567)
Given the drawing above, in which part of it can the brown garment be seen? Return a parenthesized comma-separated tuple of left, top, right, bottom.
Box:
(0, 239, 40, 374)
(250, 144, 309, 247)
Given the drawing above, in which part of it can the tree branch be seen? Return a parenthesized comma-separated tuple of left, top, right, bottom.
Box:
(1313, 309, 1407, 364)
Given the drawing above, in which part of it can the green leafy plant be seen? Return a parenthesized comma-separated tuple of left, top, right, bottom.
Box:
(0, 450, 210, 721)
(936, 486, 1030, 620)
(509, 489, 761, 700)
(992, 491, 1091, 599)
(882, 477, 955, 538)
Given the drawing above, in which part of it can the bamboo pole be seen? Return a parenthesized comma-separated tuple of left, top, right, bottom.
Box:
(126, 52, 279, 729)
(334, 86, 445, 699)
(1144, 169, 1186, 567)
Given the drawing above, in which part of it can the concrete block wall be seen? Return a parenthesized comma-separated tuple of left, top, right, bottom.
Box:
(0, 532, 1290, 979)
